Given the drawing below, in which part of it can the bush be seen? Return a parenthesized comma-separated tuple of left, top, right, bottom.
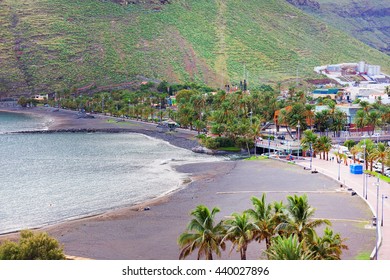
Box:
(204, 137, 220, 150)
(215, 137, 235, 148)
(0, 230, 66, 260)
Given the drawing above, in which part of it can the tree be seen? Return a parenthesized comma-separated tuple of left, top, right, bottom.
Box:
(222, 213, 258, 260)
(317, 136, 332, 161)
(350, 145, 360, 163)
(366, 110, 381, 135)
(371, 143, 390, 174)
(178, 205, 226, 260)
(307, 227, 348, 260)
(301, 130, 318, 157)
(245, 194, 276, 251)
(266, 235, 315, 260)
(343, 140, 356, 151)
(0, 230, 65, 260)
(354, 110, 367, 135)
(276, 195, 331, 242)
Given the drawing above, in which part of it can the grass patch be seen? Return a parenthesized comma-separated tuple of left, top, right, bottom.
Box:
(364, 170, 390, 183)
(355, 252, 371, 260)
(217, 147, 241, 152)
(245, 155, 268, 161)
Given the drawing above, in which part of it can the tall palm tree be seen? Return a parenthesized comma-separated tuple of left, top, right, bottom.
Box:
(354, 110, 367, 135)
(266, 235, 315, 260)
(245, 194, 276, 250)
(343, 140, 356, 151)
(222, 213, 259, 260)
(371, 143, 390, 174)
(366, 110, 382, 135)
(301, 130, 318, 157)
(276, 195, 331, 242)
(317, 136, 332, 160)
(178, 205, 226, 260)
(307, 227, 348, 260)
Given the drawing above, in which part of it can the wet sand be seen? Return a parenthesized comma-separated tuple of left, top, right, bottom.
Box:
(0, 108, 375, 259)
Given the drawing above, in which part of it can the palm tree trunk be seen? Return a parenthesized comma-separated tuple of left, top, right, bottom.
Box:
(241, 246, 247, 260)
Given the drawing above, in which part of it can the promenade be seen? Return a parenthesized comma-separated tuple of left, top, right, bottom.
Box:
(297, 156, 390, 260)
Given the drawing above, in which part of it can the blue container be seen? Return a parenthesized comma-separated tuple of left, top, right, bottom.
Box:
(350, 164, 363, 174)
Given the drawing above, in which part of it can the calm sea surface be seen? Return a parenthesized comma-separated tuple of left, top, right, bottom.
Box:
(0, 111, 215, 234)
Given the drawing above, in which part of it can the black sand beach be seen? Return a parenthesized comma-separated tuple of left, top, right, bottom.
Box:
(0, 108, 376, 259)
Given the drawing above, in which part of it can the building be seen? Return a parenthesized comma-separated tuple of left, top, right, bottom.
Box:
(311, 88, 339, 99)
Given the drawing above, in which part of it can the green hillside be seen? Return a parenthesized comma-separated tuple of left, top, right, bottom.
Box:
(285, 0, 390, 56)
(1, 0, 389, 96)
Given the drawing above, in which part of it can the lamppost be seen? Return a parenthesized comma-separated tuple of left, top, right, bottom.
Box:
(297, 120, 301, 158)
(310, 142, 313, 171)
(337, 156, 341, 181)
(362, 135, 368, 200)
(374, 180, 380, 260)
(268, 132, 271, 158)
(382, 195, 388, 227)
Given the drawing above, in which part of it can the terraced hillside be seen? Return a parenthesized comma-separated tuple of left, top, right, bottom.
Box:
(1, 0, 389, 96)
(286, 0, 390, 55)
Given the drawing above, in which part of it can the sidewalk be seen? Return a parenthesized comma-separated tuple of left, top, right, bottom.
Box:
(297, 157, 390, 260)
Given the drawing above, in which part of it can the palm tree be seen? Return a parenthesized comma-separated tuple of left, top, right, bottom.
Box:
(222, 213, 259, 260)
(276, 195, 331, 242)
(245, 194, 278, 252)
(354, 110, 367, 135)
(307, 227, 348, 260)
(343, 140, 355, 151)
(266, 235, 315, 260)
(366, 110, 382, 135)
(371, 143, 390, 174)
(301, 130, 318, 157)
(317, 136, 332, 160)
(178, 205, 226, 260)
(350, 145, 360, 163)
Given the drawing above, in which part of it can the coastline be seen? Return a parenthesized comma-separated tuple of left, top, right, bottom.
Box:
(0, 108, 376, 259)
(0, 107, 200, 150)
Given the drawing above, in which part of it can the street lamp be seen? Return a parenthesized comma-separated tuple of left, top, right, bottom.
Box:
(362, 134, 368, 200)
(310, 142, 313, 171)
(337, 156, 341, 181)
(374, 180, 380, 260)
(297, 120, 301, 158)
(382, 195, 388, 227)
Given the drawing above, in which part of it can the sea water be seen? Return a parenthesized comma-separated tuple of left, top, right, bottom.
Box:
(0, 111, 215, 234)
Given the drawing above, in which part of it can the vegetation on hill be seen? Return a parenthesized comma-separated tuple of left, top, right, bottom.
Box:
(1, 0, 389, 97)
(286, 0, 390, 55)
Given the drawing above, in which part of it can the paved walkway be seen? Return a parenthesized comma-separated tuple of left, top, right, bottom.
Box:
(297, 157, 390, 260)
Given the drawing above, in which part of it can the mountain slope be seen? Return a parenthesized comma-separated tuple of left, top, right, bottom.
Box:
(285, 0, 390, 55)
(1, 0, 389, 96)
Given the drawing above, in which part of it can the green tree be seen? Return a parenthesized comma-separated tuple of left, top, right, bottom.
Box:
(307, 227, 348, 260)
(0, 230, 65, 260)
(222, 213, 258, 260)
(343, 140, 356, 151)
(370, 143, 389, 174)
(245, 194, 277, 251)
(277, 195, 331, 242)
(178, 205, 226, 260)
(266, 235, 315, 260)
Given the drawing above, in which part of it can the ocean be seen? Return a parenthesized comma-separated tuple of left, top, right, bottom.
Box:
(0, 111, 215, 234)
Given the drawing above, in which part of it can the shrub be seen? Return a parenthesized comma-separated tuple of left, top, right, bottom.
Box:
(0, 230, 66, 260)
(204, 137, 220, 150)
(215, 137, 235, 148)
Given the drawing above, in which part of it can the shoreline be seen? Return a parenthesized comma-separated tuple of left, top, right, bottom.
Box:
(0, 107, 201, 151)
(0, 107, 217, 237)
